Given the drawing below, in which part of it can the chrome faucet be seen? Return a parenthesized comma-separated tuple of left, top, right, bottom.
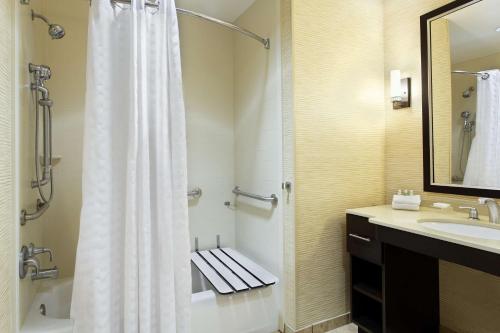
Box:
(479, 198, 500, 224)
(19, 244, 58, 280)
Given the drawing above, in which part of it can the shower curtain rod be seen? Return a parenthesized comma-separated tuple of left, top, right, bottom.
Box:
(452, 70, 490, 80)
(108, 0, 271, 49)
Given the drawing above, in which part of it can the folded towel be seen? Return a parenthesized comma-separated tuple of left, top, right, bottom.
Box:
(392, 194, 421, 206)
(392, 202, 420, 211)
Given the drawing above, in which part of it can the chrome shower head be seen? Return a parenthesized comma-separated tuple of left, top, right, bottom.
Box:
(48, 24, 65, 39)
(31, 10, 65, 39)
(462, 86, 474, 98)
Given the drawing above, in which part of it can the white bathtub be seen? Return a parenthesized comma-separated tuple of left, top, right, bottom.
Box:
(21, 278, 74, 333)
(21, 266, 280, 333)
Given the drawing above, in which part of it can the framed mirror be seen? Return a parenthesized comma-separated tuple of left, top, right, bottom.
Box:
(421, 0, 500, 197)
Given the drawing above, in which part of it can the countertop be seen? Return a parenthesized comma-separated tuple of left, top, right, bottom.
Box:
(346, 205, 500, 255)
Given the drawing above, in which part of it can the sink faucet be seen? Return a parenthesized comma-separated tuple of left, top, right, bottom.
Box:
(479, 198, 500, 224)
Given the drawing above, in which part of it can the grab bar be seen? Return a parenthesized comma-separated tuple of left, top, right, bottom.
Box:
(232, 186, 278, 205)
(187, 187, 202, 198)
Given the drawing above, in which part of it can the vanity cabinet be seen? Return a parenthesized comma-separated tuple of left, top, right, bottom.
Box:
(347, 214, 383, 333)
(347, 214, 440, 333)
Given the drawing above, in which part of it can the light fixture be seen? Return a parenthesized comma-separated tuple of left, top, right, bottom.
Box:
(496, 27, 500, 32)
(390, 70, 411, 109)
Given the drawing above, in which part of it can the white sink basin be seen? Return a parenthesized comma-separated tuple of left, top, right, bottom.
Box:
(418, 219, 500, 241)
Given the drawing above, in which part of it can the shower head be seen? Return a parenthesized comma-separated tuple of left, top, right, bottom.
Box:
(31, 10, 66, 39)
(48, 24, 65, 39)
(462, 86, 474, 98)
(461, 111, 471, 119)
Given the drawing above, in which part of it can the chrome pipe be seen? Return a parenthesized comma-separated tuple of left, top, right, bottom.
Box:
(108, 0, 270, 49)
(20, 200, 50, 225)
(232, 186, 278, 205)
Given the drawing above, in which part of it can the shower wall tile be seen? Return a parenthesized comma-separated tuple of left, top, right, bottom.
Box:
(234, 1, 283, 319)
(291, 0, 386, 328)
(384, 0, 500, 332)
(42, 0, 89, 281)
(180, 15, 236, 251)
(0, 0, 15, 331)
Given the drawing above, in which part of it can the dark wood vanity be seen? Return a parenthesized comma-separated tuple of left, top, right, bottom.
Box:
(347, 213, 500, 333)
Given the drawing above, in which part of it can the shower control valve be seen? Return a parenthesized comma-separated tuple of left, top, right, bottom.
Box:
(28, 243, 54, 262)
(29, 63, 52, 81)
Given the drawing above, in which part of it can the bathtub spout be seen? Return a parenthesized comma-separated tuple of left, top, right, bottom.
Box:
(32, 266, 59, 280)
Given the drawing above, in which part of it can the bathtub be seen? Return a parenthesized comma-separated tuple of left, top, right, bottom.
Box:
(21, 278, 74, 333)
(21, 266, 280, 333)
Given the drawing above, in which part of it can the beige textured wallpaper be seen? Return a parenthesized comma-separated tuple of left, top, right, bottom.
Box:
(281, 0, 297, 329)
(0, 0, 15, 331)
(291, 0, 386, 329)
(384, 1, 500, 332)
(430, 18, 452, 184)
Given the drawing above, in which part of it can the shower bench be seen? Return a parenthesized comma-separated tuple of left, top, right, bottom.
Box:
(191, 247, 278, 295)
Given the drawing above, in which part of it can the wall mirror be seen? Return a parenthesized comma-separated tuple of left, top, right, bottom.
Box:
(421, 0, 500, 197)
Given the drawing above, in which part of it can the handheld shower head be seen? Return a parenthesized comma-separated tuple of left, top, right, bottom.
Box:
(31, 10, 65, 39)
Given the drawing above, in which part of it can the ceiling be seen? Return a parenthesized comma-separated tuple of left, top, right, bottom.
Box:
(176, 0, 256, 22)
(443, 0, 500, 64)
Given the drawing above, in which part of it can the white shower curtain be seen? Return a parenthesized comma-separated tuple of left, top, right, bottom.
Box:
(71, 1, 191, 332)
(463, 69, 500, 188)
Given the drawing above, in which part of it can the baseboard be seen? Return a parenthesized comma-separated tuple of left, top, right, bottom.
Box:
(284, 313, 350, 333)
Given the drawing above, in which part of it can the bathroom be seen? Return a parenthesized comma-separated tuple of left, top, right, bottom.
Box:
(0, 0, 500, 332)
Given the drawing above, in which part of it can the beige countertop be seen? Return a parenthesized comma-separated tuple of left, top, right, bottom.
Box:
(346, 205, 500, 255)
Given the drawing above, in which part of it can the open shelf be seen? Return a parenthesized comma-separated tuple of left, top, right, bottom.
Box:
(351, 259, 383, 333)
(353, 282, 382, 303)
(354, 315, 382, 333)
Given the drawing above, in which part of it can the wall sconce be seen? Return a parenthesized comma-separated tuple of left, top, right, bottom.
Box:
(390, 70, 411, 109)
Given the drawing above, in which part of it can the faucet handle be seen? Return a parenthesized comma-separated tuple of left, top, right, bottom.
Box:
(28, 243, 53, 261)
(458, 206, 480, 220)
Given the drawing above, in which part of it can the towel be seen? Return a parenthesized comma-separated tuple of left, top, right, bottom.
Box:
(392, 194, 421, 205)
(392, 202, 420, 211)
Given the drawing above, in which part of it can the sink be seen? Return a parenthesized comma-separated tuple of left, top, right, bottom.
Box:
(418, 219, 500, 241)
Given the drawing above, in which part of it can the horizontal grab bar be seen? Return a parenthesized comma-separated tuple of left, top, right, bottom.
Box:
(187, 187, 202, 198)
(232, 186, 278, 205)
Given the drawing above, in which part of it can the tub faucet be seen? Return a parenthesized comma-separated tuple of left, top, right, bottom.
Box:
(479, 198, 500, 224)
(19, 244, 58, 280)
(32, 267, 59, 280)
